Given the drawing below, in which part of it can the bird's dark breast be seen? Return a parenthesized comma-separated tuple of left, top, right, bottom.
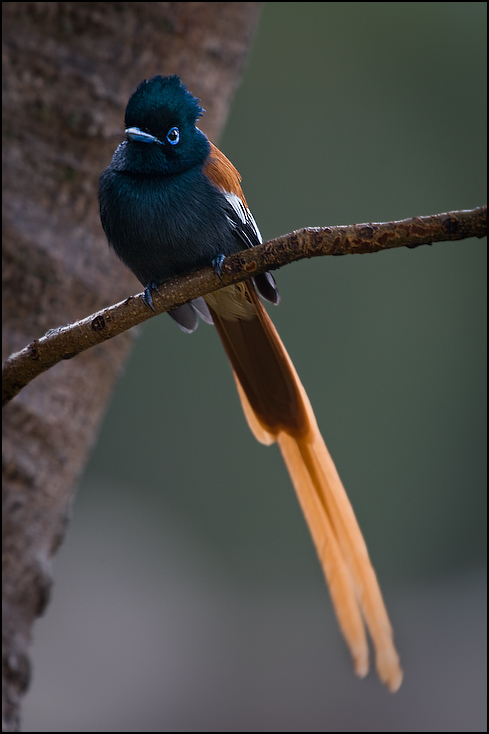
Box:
(100, 166, 238, 286)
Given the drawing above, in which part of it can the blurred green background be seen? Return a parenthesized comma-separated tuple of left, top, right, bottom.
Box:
(25, 3, 486, 731)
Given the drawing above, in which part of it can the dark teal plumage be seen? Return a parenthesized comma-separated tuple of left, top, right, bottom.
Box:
(99, 76, 244, 296)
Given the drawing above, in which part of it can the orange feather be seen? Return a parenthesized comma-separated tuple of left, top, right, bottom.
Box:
(203, 143, 403, 691)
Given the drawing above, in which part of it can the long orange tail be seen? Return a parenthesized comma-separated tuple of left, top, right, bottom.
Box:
(206, 284, 403, 692)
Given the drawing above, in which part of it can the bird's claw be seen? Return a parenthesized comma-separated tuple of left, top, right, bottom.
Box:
(143, 282, 158, 312)
(212, 254, 226, 279)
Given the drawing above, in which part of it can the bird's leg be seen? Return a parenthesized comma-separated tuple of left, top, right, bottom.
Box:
(142, 281, 160, 312)
(211, 254, 226, 279)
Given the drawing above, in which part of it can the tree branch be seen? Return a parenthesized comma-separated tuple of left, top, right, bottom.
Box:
(2, 205, 486, 406)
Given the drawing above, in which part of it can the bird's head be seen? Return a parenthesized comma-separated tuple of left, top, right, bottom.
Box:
(116, 75, 210, 175)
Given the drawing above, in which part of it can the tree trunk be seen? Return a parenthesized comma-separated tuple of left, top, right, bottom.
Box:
(2, 3, 262, 729)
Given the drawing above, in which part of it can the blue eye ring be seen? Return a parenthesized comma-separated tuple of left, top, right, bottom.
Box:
(166, 126, 180, 145)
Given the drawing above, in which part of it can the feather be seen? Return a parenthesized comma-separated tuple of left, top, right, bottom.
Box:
(203, 145, 403, 691)
(100, 74, 402, 689)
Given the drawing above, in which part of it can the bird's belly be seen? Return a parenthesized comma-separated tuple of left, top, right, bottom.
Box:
(108, 172, 239, 286)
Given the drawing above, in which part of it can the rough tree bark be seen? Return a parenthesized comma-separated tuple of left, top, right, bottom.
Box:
(2, 3, 262, 730)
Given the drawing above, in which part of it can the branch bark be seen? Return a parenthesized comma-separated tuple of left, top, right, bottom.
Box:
(2, 205, 486, 407)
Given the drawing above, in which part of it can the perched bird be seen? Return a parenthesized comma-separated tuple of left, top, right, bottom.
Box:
(99, 75, 402, 692)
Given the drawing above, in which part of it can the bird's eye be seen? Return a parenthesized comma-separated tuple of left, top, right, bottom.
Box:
(166, 127, 180, 145)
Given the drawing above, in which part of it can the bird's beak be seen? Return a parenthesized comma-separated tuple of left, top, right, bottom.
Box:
(125, 127, 163, 145)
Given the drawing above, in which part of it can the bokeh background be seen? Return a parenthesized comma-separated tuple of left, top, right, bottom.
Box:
(24, 3, 486, 731)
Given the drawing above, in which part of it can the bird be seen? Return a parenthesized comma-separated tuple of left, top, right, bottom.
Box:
(99, 74, 403, 692)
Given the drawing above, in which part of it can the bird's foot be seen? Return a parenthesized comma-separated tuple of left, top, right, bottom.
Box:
(211, 254, 226, 279)
(143, 281, 159, 312)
